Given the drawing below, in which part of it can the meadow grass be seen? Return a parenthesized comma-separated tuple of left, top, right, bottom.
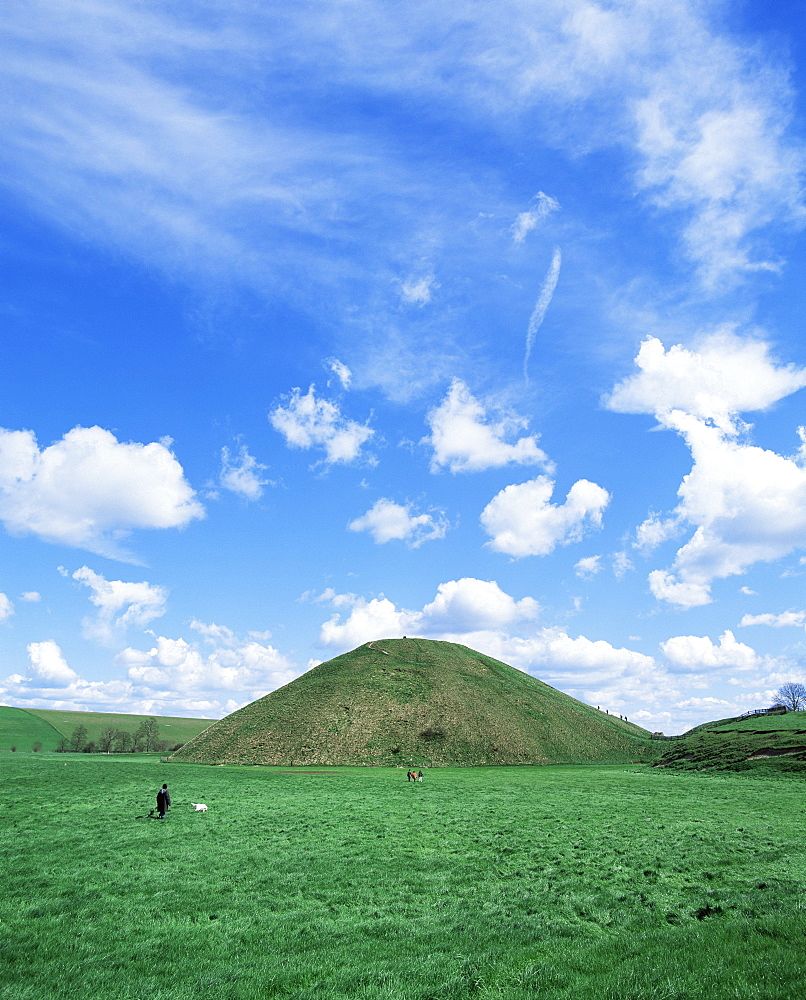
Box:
(1, 754, 805, 999)
(0, 707, 62, 752)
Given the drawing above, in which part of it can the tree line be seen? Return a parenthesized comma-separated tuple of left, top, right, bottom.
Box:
(53, 718, 183, 754)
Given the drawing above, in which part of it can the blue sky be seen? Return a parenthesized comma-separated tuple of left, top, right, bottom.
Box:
(2, 0, 806, 734)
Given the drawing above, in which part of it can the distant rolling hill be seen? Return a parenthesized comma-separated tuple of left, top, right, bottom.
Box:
(171, 637, 657, 766)
(0, 706, 63, 752)
(0, 706, 216, 752)
(655, 710, 806, 773)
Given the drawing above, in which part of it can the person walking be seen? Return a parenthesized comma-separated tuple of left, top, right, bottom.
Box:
(156, 783, 171, 819)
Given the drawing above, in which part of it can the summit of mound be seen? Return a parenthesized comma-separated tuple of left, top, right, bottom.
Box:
(170, 637, 656, 766)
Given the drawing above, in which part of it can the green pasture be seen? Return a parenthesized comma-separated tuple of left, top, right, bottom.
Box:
(0, 706, 62, 751)
(2, 755, 805, 999)
(26, 707, 216, 746)
(0, 706, 216, 751)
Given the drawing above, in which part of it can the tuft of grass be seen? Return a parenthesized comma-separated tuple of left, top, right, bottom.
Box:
(1, 755, 805, 998)
(172, 637, 658, 766)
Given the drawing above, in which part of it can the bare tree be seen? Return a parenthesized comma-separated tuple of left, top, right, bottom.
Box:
(773, 682, 806, 711)
(69, 725, 88, 752)
(135, 717, 160, 752)
(112, 729, 133, 753)
(98, 726, 118, 753)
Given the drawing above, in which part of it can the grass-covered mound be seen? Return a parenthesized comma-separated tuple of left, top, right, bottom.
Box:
(171, 637, 656, 766)
(656, 711, 806, 773)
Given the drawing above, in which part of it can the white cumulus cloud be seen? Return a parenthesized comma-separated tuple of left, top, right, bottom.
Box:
(608, 334, 806, 607)
(606, 331, 806, 435)
(574, 555, 602, 579)
(2, 623, 298, 717)
(117, 631, 297, 698)
(661, 630, 758, 673)
(647, 415, 806, 606)
(348, 498, 448, 548)
(425, 379, 550, 473)
(481, 477, 610, 558)
(270, 385, 373, 466)
(220, 444, 271, 501)
(27, 640, 79, 686)
(72, 566, 168, 644)
(319, 577, 539, 649)
(0, 594, 13, 623)
(0, 425, 203, 560)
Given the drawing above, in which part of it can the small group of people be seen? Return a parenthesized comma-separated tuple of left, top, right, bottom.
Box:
(406, 770, 424, 782)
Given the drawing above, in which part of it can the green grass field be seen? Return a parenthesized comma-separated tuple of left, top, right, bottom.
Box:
(0, 706, 216, 751)
(0, 706, 63, 751)
(2, 754, 805, 999)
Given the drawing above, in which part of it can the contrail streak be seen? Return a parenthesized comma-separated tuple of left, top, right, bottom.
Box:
(524, 247, 561, 382)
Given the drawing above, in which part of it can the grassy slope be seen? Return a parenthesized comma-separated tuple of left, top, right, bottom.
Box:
(173, 637, 657, 766)
(713, 712, 806, 732)
(5, 707, 216, 748)
(657, 711, 806, 772)
(1, 754, 805, 1000)
(0, 706, 64, 751)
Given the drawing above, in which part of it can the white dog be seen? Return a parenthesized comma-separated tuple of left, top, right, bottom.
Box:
(191, 802, 208, 812)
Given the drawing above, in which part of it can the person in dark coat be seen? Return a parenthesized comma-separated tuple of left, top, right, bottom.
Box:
(156, 783, 171, 819)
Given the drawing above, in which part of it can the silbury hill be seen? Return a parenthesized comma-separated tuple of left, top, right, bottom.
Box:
(170, 637, 656, 766)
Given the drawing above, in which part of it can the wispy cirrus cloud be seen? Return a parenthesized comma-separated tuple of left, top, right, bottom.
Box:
(0, 0, 799, 309)
(511, 192, 559, 245)
(523, 247, 561, 382)
(739, 610, 806, 629)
